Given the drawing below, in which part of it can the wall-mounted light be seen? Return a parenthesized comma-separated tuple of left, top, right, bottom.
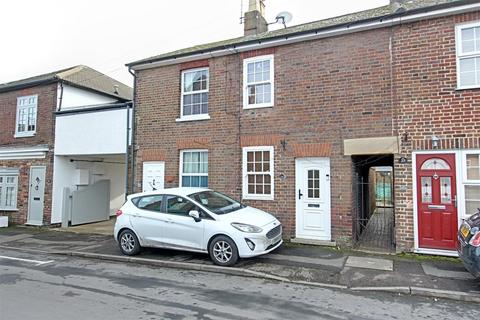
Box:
(431, 135, 440, 149)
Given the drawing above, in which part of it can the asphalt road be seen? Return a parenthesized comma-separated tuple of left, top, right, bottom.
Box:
(0, 248, 477, 320)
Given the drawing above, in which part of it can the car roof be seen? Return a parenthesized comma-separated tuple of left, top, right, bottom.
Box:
(128, 187, 211, 199)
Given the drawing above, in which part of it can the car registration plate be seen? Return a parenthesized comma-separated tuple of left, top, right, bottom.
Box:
(270, 234, 281, 245)
(460, 224, 470, 239)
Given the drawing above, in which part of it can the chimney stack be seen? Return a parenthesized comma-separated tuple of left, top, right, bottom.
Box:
(244, 0, 268, 36)
(390, 0, 407, 12)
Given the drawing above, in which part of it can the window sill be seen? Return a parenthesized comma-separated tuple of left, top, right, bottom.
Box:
(243, 104, 274, 110)
(0, 208, 18, 212)
(176, 114, 211, 122)
(242, 194, 274, 201)
(14, 132, 36, 138)
(456, 85, 480, 91)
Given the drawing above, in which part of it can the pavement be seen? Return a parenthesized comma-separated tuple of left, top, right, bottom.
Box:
(1, 226, 479, 304)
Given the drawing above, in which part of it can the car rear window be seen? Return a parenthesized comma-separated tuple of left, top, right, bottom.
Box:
(133, 195, 163, 212)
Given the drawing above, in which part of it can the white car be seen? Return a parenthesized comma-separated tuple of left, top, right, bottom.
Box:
(114, 188, 283, 266)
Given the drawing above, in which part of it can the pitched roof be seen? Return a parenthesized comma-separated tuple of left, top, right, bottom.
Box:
(0, 65, 133, 100)
(127, 0, 470, 67)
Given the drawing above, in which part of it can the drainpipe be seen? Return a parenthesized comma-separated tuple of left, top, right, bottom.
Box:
(124, 101, 131, 201)
(57, 81, 64, 111)
(128, 67, 137, 196)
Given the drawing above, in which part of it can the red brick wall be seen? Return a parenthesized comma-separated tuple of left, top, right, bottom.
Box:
(0, 84, 57, 225)
(134, 28, 395, 244)
(393, 12, 480, 251)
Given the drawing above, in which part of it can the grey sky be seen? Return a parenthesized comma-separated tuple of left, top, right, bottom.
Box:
(1, 0, 388, 86)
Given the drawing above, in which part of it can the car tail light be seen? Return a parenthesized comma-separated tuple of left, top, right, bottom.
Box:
(115, 209, 123, 217)
(470, 231, 480, 247)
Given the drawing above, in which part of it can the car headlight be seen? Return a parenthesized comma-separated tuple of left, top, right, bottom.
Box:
(231, 222, 262, 233)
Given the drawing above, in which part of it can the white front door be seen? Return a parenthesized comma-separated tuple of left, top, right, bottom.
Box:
(27, 166, 46, 226)
(295, 158, 331, 240)
(142, 162, 165, 192)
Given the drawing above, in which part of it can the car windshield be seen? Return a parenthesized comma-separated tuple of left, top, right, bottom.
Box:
(189, 191, 244, 215)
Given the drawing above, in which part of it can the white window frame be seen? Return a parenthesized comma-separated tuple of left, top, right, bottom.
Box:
(0, 170, 19, 211)
(243, 55, 274, 109)
(455, 21, 480, 90)
(461, 150, 480, 218)
(15, 94, 38, 137)
(177, 67, 210, 122)
(242, 146, 274, 201)
(179, 149, 208, 188)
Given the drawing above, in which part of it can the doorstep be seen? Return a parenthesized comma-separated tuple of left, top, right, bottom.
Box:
(290, 238, 337, 247)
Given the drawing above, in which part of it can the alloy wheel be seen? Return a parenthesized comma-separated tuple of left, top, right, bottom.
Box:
(213, 240, 232, 263)
(120, 233, 136, 253)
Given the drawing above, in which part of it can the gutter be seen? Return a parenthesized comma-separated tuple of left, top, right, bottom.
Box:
(127, 1, 480, 70)
(54, 102, 132, 116)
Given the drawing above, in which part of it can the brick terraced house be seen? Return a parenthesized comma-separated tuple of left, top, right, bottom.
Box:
(0, 66, 132, 226)
(127, 0, 480, 255)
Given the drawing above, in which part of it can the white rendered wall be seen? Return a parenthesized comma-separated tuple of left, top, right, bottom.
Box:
(51, 156, 76, 224)
(57, 84, 117, 109)
(104, 161, 126, 214)
(55, 108, 129, 156)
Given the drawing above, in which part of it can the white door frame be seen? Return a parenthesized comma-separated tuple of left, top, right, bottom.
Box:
(26, 166, 46, 226)
(412, 151, 461, 257)
(295, 157, 331, 241)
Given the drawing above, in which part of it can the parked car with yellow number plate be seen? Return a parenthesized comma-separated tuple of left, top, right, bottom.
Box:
(458, 209, 480, 278)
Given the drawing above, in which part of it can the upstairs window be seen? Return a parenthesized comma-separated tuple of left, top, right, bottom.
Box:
(456, 22, 480, 89)
(243, 55, 274, 109)
(16, 95, 38, 137)
(179, 68, 209, 121)
(180, 150, 208, 188)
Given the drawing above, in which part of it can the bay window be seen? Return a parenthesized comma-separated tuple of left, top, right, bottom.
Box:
(0, 170, 19, 210)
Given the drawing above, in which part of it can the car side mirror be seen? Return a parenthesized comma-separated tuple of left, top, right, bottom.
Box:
(189, 210, 201, 222)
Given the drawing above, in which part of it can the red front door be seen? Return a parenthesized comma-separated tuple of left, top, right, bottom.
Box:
(416, 154, 458, 250)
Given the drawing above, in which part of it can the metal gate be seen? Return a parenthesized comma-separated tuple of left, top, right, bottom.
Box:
(352, 171, 395, 252)
(71, 180, 110, 225)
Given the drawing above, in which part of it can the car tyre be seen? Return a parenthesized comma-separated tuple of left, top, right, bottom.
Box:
(209, 235, 239, 267)
(118, 229, 141, 256)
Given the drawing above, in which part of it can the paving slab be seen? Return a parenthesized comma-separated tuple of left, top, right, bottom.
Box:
(422, 263, 475, 280)
(259, 253, 346, 268)
(345, 256, 393, 271)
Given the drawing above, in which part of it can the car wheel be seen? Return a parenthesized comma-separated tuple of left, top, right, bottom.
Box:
(209, 235, 238, 267)
(118, 229, 141, 256)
